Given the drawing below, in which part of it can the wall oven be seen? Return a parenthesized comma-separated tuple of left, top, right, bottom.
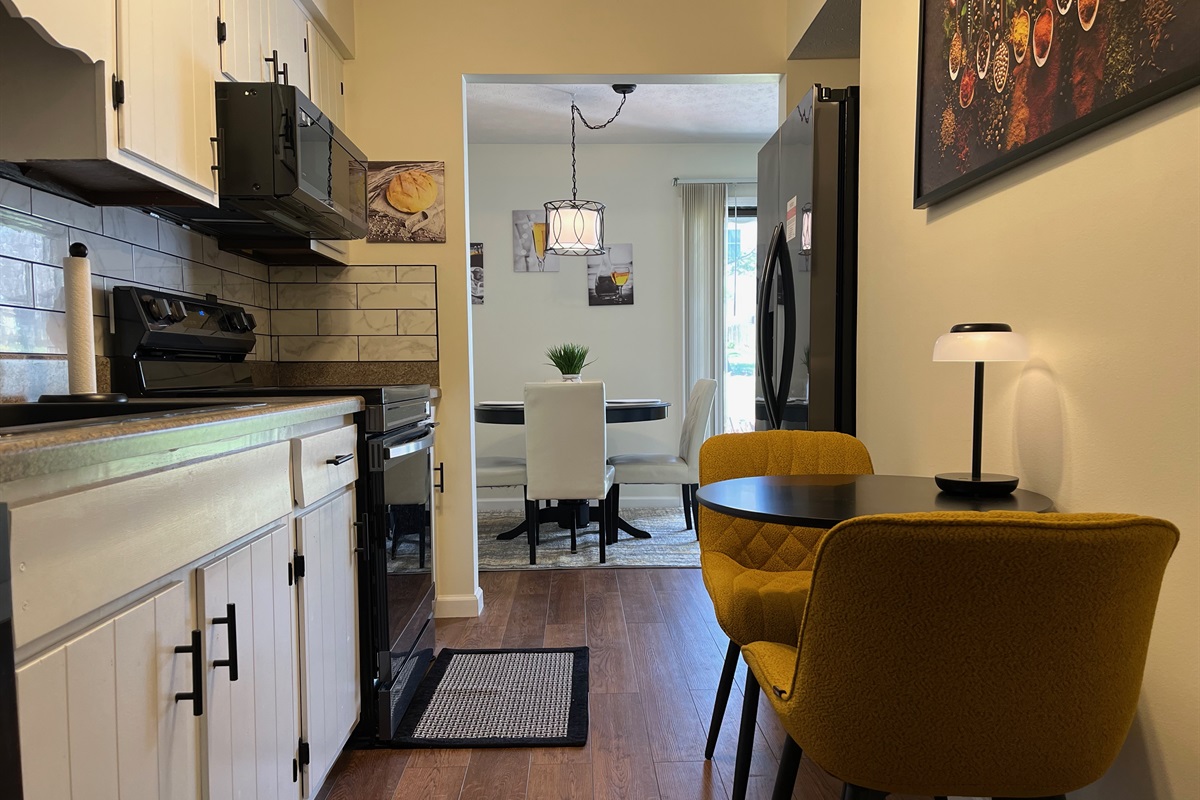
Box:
(110, 287, 437, 742)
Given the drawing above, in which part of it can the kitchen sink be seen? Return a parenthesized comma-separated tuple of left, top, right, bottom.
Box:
(0, 398, 268, 435)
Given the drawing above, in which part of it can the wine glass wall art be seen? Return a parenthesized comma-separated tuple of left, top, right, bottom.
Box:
(915, 0, 1200, 207)
(512, 210, 560, 272)
(587, 244, 634, 306)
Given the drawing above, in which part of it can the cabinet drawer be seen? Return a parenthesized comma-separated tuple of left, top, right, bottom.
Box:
(292, 424, 358, 507)
(10, 442, 291, 649)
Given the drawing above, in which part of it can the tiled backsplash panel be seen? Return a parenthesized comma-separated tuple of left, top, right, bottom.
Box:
(0, 178, 270, 366)
(0, 175, 442, 396)
(271, 262, 438, 363)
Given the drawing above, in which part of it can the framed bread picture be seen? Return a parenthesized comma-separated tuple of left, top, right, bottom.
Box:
(367, 160, 447, 243)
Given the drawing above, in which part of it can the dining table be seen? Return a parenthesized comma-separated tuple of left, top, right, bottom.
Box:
(695, 473, 1054, 528)
(474, 398, 671, 540)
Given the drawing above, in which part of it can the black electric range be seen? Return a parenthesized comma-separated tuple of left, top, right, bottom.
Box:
(109, 285, 437, 743)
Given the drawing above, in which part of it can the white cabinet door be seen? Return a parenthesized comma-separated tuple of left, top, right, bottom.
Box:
(305, 21, 344, 127)
(269, 0, 310, 95)
(294, 487, 359, 797)
(220, 0, 271, 82)
(16, 582, 199, 800)
(115, 0, 219, 192)
(199, 524, 299, 800)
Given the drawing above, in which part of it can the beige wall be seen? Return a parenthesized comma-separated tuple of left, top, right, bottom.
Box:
(345, 0, 790, 616)
(858, 1, 1200, 797)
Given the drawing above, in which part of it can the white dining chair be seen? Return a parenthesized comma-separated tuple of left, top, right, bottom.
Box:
(524, 381, 616, 564)
(607, 378, 717, 535)
(476, 455, 540, 563)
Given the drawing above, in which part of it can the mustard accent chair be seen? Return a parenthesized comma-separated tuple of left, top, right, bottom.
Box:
(741, 511, 1180, 800)
(697, 430, 873, 799)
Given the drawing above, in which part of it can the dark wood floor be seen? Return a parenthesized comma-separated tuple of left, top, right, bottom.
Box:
(318, 568, 931, 800)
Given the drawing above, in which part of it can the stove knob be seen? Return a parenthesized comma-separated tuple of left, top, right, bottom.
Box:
(243, 312, 257, 331)
(169, 300, 188, 321)
(148, 297, 170, 320)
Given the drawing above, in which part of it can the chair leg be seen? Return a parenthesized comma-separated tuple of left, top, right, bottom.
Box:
(705, 639, 740, 759)
(681, 483, 693, 530)
(772, 735, 802, 800)
(569, 511, 578, 554)
(689, 484, 700, 538)
(525, 498, 538, 565)
(599, 491, 608, 564)
(732, 667, 760, 800)
(841, 785, 888, 800)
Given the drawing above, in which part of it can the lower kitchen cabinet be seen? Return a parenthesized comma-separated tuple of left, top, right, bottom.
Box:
(294, 487, 359, 796)
(16, 581, 200, 800)
(199, 523, 299, 800)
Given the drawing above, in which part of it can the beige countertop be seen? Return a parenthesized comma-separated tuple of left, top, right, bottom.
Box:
(0, 396, 364, 486)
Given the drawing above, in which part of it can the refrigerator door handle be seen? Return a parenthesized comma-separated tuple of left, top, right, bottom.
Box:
(775, 226, 797, 431)
(757, 224, 782, 429)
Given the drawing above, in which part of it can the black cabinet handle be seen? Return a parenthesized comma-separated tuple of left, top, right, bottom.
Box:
(434, 461, 445, 494)
(265, 49, 285, 84)
(174, 629, 203, 716)
(281, 61, 289, 86)
(212, 603, 239, 682)
(326, 453, 354, 466)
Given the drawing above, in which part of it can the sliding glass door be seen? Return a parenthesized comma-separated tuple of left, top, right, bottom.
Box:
(722, 198, 757, 433)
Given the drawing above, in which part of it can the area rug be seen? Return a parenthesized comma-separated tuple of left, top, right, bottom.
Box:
(477, 506, 701, 570)
(392, 647, 589, 748)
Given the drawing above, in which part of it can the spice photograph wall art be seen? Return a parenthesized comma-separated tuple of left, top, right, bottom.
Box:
(367, 161, 446, 242)
(915, 0, 1200, 207)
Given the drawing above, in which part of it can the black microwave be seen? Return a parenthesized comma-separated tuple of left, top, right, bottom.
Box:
(214, 82, 367, 240)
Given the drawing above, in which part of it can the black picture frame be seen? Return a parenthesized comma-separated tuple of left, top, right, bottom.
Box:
(914, 0, 1200, 209)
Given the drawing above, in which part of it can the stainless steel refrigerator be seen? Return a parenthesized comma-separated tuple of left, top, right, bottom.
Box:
(755, 85, 859, 433)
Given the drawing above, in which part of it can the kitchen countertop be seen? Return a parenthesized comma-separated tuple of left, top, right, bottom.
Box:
(0, 396, 364, 486)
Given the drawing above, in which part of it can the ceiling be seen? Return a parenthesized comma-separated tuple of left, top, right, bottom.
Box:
(465, 82, 780, 145)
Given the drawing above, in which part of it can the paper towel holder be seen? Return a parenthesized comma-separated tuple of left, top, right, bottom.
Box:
(38, 242, 131, 404)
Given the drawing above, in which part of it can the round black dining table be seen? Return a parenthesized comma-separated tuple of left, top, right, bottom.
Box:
(474, 398, 671, 540)
(695, 474, 1054, 528)
(474, 400, 670, 425)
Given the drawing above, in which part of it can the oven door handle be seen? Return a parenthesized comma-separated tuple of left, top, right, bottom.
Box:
(382, 429, 436, 460)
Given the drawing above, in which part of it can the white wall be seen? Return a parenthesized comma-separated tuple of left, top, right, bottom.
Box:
(858, 1, 1200, 797)
(468, 142, 759, 508)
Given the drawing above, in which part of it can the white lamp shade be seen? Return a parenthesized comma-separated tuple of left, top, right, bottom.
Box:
(933, 326, 1029, 362)
(545, 201, 604, 256)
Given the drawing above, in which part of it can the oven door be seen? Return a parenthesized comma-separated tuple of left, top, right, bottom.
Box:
(366, 424, 436, 739)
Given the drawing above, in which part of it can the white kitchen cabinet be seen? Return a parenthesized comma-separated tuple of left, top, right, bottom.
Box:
(198, 524, 299, 800)
(270, 0, 310, 95)
(115, 0, 220, 195)
(16, 582, 200, 800)
(294, 487, 359, 796)
(219, 0, 271, 82)
(305, 21, 344, 126)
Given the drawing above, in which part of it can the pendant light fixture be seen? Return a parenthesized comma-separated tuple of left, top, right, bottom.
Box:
(544, 84, 636, 256)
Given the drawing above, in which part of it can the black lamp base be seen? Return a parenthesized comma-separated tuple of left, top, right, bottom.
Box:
(935, 472, 1020, 497)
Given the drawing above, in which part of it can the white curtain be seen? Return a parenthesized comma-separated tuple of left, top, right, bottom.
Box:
(681, 183, 726, 434)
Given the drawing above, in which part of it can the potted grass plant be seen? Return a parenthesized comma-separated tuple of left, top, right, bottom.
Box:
(545, 342, 594, 382)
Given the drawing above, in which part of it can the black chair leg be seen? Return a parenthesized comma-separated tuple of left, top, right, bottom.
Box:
(732, 667, 759, 800)
(599, 492, 608, 563)
(705, 639, 740, 759)
(569, 511, 578, 554)
(595, 493, 607, 558)
(772, 735, 802, 800)
(689, 484, 700, 536)
(608, 484, 620, 544)
(525, 498, 538, 565)
(841, 785, 888, 800)
(681, 484, 693, 530)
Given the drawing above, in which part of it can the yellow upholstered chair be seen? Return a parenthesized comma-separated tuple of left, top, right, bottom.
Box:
(742, 511, 1179, 800)
(697, 430, 873, 799)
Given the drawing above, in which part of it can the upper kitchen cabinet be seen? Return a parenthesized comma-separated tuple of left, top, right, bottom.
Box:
(116, 0, 221, 197)
(0, 1, 220, 206)
(269, 0, 310, 97)
(219, 0, 271, 82)
(306, 21, 344, 128)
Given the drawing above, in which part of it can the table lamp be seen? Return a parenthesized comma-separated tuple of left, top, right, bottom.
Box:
(932, 323, 1029, 496)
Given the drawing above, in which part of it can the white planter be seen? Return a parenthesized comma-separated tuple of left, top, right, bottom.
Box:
(560, 374, 582, 383)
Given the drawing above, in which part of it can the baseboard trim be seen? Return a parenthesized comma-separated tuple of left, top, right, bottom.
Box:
(434, 586, 484, 618)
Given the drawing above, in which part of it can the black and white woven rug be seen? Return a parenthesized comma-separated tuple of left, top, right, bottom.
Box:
(392, 647, 589, 748)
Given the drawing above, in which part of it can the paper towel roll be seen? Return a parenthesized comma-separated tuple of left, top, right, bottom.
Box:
(64, 242, 97, 394)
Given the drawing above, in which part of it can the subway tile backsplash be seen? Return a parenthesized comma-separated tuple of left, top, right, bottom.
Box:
(0, 178, 439, 398)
